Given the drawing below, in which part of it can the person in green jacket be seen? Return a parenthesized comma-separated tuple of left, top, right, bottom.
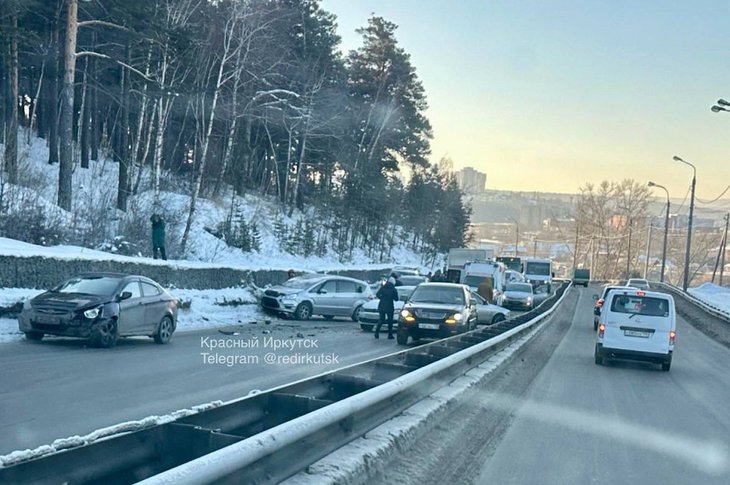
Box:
(151, 214, 167, 260)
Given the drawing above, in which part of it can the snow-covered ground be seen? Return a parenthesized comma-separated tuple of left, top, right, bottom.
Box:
(0, 286, 263, 344)
(688, 283, 730, 316)
(0, 133, 431, 272)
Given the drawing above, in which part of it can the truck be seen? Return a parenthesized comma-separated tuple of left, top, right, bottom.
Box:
(522, 257, 553, 292)
(446, 248, 489, 283)
(572, 268, 590, 287)
(461, 260, 506, 303)
(496, 256, 522, 273)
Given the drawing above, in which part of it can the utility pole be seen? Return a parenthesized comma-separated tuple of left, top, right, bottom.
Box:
(589, 236, 596, 280)
(721, 213, 729, 286)
(644, 224, 653, 279)
(533, 239, 537, 257)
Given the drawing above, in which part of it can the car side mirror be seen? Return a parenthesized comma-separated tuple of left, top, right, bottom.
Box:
(592, 294, 599, 301)
(470, 298, 477, 306)
(118, 291, 133, 301)
(319, 289, 328, 295)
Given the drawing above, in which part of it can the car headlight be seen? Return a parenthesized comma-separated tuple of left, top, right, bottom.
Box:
(83, 308, 101, 319)
(451, 312, 464, 321)
(400, 309, 412, 318)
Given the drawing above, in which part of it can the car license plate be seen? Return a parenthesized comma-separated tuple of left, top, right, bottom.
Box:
(624, 330, 650, 338)
(35, 315, 60, 325)
(418, 323, 440, 330)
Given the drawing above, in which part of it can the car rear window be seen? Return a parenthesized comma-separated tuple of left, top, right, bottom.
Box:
(609, 295, 670, 317)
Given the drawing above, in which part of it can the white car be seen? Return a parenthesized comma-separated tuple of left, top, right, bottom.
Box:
(594, 288, 676, 371)
(626, 278, 650, 290)
(359, 287, 510, 331)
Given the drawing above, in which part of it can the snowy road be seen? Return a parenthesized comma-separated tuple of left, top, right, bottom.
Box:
(0, 317, 403, 456)
(374, 286, 730, 485)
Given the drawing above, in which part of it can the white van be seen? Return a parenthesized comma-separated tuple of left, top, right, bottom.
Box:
(461, 261, 506, 303)
(594, 289, 676, 371)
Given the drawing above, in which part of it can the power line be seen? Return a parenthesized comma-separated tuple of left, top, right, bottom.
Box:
(696, 184, 730, 205)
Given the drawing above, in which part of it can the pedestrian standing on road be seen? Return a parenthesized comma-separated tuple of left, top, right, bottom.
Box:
(431, 269, 442, 282)
(151, 214, 167, 260)
(477, 277, 494, 304)
(375, 276, 399, 340)
(287, 269, 296, 279)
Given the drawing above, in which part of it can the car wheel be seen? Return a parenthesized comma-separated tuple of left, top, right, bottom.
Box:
(295, 302, 313, 321)
(594, 352, 603, 366)
(154, 316, 174, 344)
(593, 321, 598, 331)
(491, 314, 506, 325)
(396, 330, 409, 345)
(360, 323, 374, 332)
(323, 315, 335, 320)
(661, 361, 671, 372)
(90, 319, 118, 348)
(24, 331, 44, 341)
(351, 306, 362, 322)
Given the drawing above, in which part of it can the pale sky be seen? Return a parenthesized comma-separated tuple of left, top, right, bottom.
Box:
(322, 0, 730, 200)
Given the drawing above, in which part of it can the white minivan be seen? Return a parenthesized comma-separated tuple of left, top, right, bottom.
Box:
(594, 289, 676, 371)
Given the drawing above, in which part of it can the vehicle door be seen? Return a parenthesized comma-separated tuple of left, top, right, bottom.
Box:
(602, 294, 673, 353)
(334, 280, 361, 316)
(310, 279, 338, 316)
(117, 280, 144, 335)
(470, 292, 492, 324)
(140, 281, 164, 333)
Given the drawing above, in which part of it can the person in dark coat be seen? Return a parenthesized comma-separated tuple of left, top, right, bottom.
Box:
(477, 277, 494, 304)
(287, 269, 296, 279)
(151, 214, 167, 260)
(375, 276, 399, 339)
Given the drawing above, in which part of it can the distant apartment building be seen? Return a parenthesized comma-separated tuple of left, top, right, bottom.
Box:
(455, 167, 487, 193)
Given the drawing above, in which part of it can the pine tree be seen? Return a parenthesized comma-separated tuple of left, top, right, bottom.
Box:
(250, 222, 261, 252)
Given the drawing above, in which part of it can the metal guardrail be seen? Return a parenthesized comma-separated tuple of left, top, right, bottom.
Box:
(0, 283, 571, 485)
(653, 282, 730, 324)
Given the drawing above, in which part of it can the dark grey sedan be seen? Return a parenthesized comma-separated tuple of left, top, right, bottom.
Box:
(18, 273, 178, 348)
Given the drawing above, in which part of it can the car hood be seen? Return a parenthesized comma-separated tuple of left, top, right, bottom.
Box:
(403, 302, 464, 313)
(31, 292, 109, 311)
(504, 291, 532, 299)
(264, 286, 305, 297)
(483, 303, 510, 315)
(362, 299, 405, 311)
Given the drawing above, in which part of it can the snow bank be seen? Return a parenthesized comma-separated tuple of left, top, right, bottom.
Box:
(688, 283, 730, 316)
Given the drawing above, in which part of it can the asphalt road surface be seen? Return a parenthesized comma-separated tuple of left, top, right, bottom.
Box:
(0, 316, 402, 456)
(0, 306, 528, 457)
(474, 285, 730, 485)
(374, 285, 730, 485)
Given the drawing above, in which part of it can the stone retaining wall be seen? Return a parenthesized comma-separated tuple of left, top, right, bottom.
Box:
(0, 255, 390, 290)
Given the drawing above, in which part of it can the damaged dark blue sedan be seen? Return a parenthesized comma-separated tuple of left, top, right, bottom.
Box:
(18, 273, 178, 348)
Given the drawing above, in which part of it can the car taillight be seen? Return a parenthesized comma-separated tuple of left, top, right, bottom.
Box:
(669, 330, 676, 345)
(597, 299, 604, 308)
(598, 323, 605, 338)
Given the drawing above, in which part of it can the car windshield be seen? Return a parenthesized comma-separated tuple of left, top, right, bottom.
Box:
(409, 286, 465, 305)
(399, 275, 427, 286)
(610, 295, 670, 317)
(506, 283, 533, 293)
(464, 275, 491, 287)
(524, 262, 551, 275)
(53, 276, 122, 296)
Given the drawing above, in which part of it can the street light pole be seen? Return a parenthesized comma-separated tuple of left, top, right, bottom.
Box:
(648, 181, 670, 283)
(673, 156, 697, 291)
